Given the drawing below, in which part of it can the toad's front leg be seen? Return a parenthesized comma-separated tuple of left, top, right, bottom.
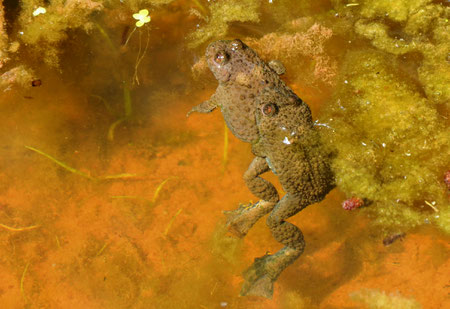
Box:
(186, 95, 218, 117)
(224, 156, 279, 238)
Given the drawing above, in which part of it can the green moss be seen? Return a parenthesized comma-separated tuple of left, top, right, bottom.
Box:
(19, 0, 102, 67)
(105, 0, 175, 11)
(436, 207, 450, 235)
(187, 0, 261, 48)
(353, 3, 450, 105)
(359, 0, 433, 22)
(320, 49, 449, 233)
(350, 288, 422, 309)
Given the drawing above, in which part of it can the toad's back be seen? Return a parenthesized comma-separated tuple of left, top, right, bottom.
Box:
(254, 87, 334, 204)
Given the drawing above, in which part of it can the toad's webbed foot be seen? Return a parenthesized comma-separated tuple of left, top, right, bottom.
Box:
(240, 247, 301, 298)
(241, 193, 308, 298)
(224, 200, 276, 238)
(226, 156, 279, 238)
(240, 254, 275, 298)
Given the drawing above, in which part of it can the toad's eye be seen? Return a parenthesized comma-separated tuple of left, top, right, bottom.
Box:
(214, 51, 229, 65)
(231, 39, 244, 51)
(261, 103, 278, 117)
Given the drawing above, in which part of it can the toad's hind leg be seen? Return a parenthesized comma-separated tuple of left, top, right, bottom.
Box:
(224, 156, 279, 238)
(240, 193, 307, 298)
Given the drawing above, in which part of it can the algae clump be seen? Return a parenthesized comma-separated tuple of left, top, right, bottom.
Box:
(350, 288, 422, 309)
(187, 0, 261, 48)
(18, 0, 103, 67)
(320, 48, 449, 233)
(354, 1, 450, 106)
(359, 0, 433, 22)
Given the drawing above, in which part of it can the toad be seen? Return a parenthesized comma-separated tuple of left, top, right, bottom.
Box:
(187, 40, 334, 298)
(187, 39, 287, 143)
(237, 87, 334, 297)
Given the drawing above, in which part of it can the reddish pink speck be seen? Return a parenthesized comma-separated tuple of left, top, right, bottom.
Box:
(342, 197, 364, 210)
(444, 170, 450, 190)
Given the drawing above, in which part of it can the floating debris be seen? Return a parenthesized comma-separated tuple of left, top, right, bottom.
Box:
(0, 223, 40, 232)
(32, 7, 46, 17)
(342, 197, 364, 210)
(383, 232, 406, 246)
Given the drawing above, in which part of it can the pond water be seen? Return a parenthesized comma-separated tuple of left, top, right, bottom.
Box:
(0, 1, 448, 308)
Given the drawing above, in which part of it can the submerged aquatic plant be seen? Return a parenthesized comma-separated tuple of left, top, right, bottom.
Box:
(187, 0, 261, 48)
(0, 3, 34, 91)
(246, 20, 337, 86)
(320, 49, 448, 233)
(25, 145, 137, 180)
(316, 0, 450, 234)
(350, 288, 422, 309)
(164, 208, 183, 237)
(18, 0, 103, 67)
(20, 262, 31, 303)
(0, 223, 40, 231)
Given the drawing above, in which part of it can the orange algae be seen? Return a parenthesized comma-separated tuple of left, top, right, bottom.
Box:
(0, 0, 448, 308)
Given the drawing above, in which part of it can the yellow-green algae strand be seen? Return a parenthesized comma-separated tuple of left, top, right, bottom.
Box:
(350, 288, 422, 309)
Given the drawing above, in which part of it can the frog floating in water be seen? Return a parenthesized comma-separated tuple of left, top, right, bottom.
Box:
(187, 39, 334, 298)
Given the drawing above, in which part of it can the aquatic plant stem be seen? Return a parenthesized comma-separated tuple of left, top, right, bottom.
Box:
(107, 84, 132, 142)
(424, 201, 439, 212)
(25, 146, 136, 180)
(124, 26, 137, 47)
(152, 177, 177, 204)
(94, 23, 115, 51)
(133, 26, 150, 86)
(164, 208, 183, 236)
(107, 118, 126, 141)
(96, 243, 108, 257)
(90, 95, 114, 115)
(20, 262, 30, 302)
(111, 177, 177, 207)
(25, 145, 94, 179)
(0, 223, 40, 231)
(98, 173, 136, 180)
